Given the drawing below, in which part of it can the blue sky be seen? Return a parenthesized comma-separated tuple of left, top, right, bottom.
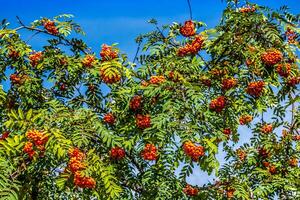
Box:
(1, 0, 299, 186)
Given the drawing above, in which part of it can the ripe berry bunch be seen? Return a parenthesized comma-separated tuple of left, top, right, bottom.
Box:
(258, 147, 270, 159)
(168, 71, 180, 82)
(82, 55, 95, 68)
(136, 114, 151, 129)
(110, 146, 126, 160)
(100, 68, 121, 84)
(8, 49, 20, 59)
(236, 149, 247, 161)
(183, 141, 205, 161)
(43, 20, 59, 35)
(268, 165, 276, 174)
(68, 148, 86, 173)
(180, 20, 196, 37)
(68, 148, 96, 188)
(293, 135, 300, 141)
(287, 76, 300, 87)
(285, 27, 297, 44)
(276, 63, 291, 77)
(26, 129, 48, 146)
(261, 124, 273, 134)
(261, 49, 283, 66)
(289, 158, 298, 167)
(239, 6, 256, 13)
(183, 184, 198, 196)
(0, 131, 10, 140)
(209, 96, 226, 113)
(23, 129, 48, 158)
(226, 188, 235, 198)
(223, 128, 231, 136)
(177, 35, 204, 56)
(246, 81, 265, 97)
(100, 44, 118, 61)
(200, 76, 212, 87)
(210, 68, 228, 77)
(141, 143, 158, 161)
(239, 115, 253, 125)
(29, 51, 43, 67)
(23, 142, 35, 158)
(74, 171, 96, 189)
(10, 74, 22, 85)
(149, 75, 165, 85)
(130, 95, 142, 110)
(222, 78, 237, 90)
(103, 113, 115, 125)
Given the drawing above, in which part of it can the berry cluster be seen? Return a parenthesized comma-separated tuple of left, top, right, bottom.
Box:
(236, 149, 246, 161)
(180, 20, 196, 37)
(293, 135, 300, 141)
(23, 142, 35, 158)
(210, 68, 228, 77)
(285, 27, 297, 44)
(0, 131, 10, 140)
(136, 114, 151, 129)
(287, 76, 300, 87)
(177, 35, 204, 57)
(209, 96, 226, 113)
(226, 188, 235, 198)
(258, 147, 270, 159)
(168, 71, 180, 82)
(261, 49, 283, 66)
(141, 143, 158, 161)
(68, 148, 86, 173)
(239, 115, 253, 125)
(246, 81, 264, 97)
(103, 113, 115, 125)
(100, 44, 118, 61)
(289, 158, 298, 167)
(23, 129, 48, 158)
(130, 95, 142, 110)
(183, 141, 205, 161)
(10, 74, 22, 85)
(222, 78, 237, 90)
(29, 51, 43, 67)
(74, 171, 96, 189)
(68, 148, 96, 188)
(149, 75, 166, 85)
(82, 55, 95, 68)
(110, 146, 126, 160)
(8, 49, 20, 59)
(43, 20, 59, 35)
(268, 165, 276, 175)
(276, 63, 291, 77)
(239, 6, 256, 13)
(200, 76, 212, 87)
(183, 184, 198, 196)
(261, 124, 273, 134)
(223, 128, 231, 136)
(100, 68, 121, 84)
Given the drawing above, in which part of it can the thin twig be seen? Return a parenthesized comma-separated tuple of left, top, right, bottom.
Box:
(15, 16, 89, 54)
(187, 0, 193, 20)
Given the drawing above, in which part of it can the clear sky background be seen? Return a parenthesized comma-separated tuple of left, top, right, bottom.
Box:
(1, 0, 299, 186)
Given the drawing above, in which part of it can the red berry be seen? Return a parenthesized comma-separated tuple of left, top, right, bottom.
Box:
(141, 143, 158, 161)
(180, 20, 196, 37)
(103, 113, 115, 125)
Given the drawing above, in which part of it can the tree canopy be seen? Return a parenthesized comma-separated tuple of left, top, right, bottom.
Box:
(0, 0, 299, 199)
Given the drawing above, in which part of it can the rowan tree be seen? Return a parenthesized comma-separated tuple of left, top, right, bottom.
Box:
(0, 0, 299, 199)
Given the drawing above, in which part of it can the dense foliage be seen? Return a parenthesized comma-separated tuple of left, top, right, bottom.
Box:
(0, 1, 299, 199)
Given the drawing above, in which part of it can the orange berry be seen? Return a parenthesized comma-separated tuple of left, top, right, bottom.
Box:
(180, 20, 196, 37)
